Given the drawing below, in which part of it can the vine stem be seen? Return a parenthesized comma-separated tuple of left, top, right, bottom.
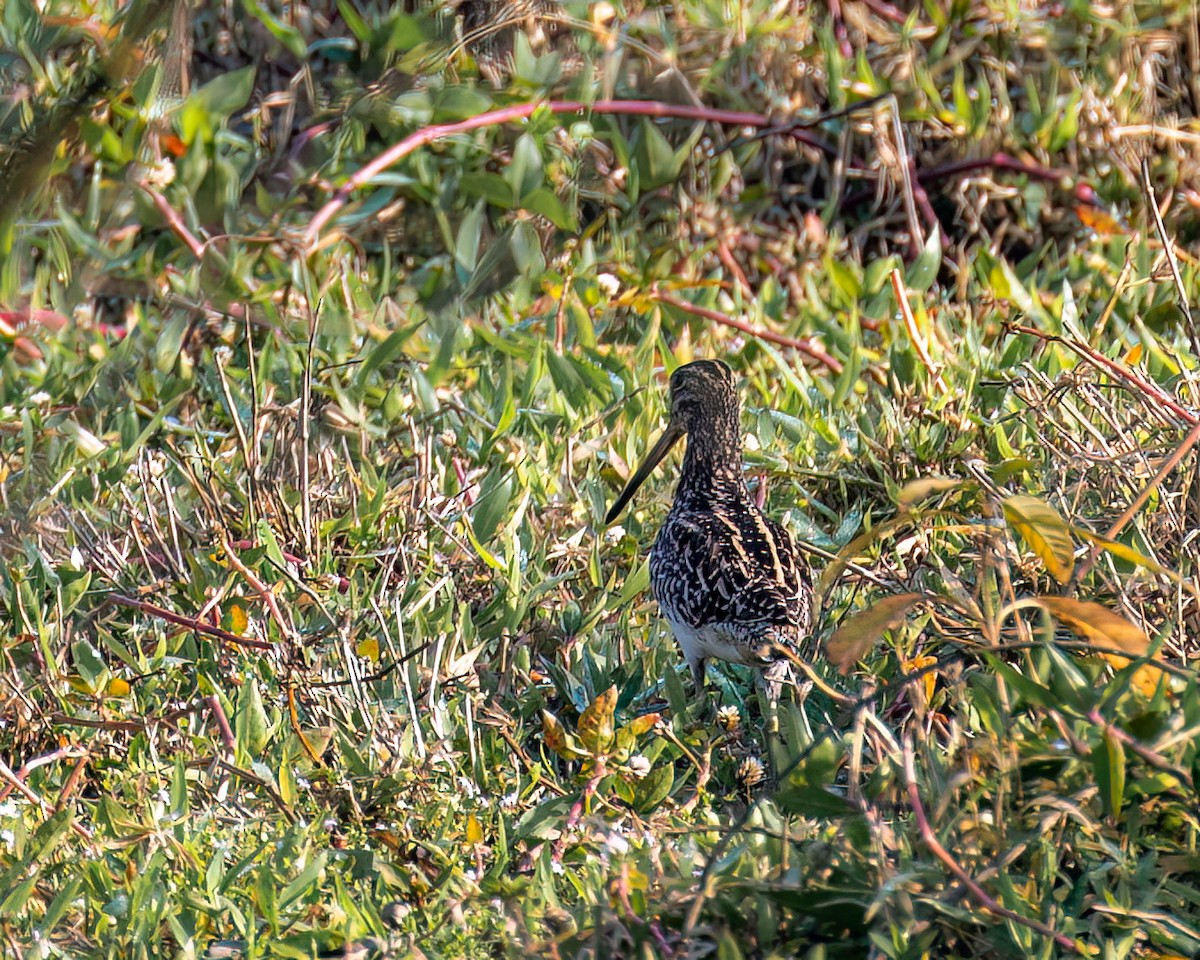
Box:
(304, 99, 827, 247)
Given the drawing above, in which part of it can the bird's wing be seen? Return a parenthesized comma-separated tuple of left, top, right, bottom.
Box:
(652, 513, 810, 635)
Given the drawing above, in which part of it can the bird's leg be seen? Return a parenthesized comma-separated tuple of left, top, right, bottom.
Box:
(686, 655, 713, 724)
(757, 659, 794, 784)
(757, 660, 789, 736)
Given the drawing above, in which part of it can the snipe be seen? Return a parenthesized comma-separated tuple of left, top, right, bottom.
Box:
(606, 359, 813, 727)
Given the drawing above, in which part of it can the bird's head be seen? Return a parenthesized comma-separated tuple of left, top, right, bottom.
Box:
(604, 359, 740, 524)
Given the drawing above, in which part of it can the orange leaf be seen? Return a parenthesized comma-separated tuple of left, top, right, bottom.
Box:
(1037, 597, 1149, 657)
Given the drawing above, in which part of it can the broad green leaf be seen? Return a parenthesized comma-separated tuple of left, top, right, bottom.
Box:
(472, 471, 513, 543)
(826, 593, 923, 673)
(521, 187, 578, 231)
(632, 765, 673, 813)
(190, 66, 257, 118)
(1003, 494, 1075, 584)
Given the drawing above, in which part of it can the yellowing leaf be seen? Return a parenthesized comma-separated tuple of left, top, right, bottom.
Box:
(826, 593, 923, 674)
(542, 711, 568, 755)
(1037, 596, 1150, 657)
(226, 601, 249, 636)
(356, 637, 380, 661)
(621, 713, 661, 737)
(1003, 495, 1075, 584)
(466, 814, 483, 844)
(896, 477, 966, 509)
(578, 685, 617, 754)
(902, 655, 938, 708)
(106, 677, 132, 697)
(1124, 343, 1143, 365)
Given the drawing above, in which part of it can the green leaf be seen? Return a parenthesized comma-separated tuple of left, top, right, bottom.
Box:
(472, 471, 513, 543)
(191, 66, 257, 119)
(633, 119, 683, 189)
(454, 201, 486, 274)
(431, 85, 492, 122)
(506, 134, 544, 200)
(1002, 494, 1075, 584)
(236, 676, 271, 759)
(906, 225, 942, 292)
(521, 188, 577, 231)
(72, 640, 107, 690)
(1092, 729, 1125, 818)
(632, 764, 673, 813)
(242, 1, 307, 57)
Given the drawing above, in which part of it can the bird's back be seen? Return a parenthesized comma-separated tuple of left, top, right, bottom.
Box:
(649, 489, 812, 664)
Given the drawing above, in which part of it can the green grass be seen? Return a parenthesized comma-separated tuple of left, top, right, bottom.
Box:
(2, 0, 1200, 956)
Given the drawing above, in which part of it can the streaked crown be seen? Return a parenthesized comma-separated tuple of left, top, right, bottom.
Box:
(667, 359, 738, 433)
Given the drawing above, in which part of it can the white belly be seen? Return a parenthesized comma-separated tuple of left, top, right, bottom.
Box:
(661, 610, 756, 665)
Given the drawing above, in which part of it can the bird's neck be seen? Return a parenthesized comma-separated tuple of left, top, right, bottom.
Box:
(674, 416, 746, 507)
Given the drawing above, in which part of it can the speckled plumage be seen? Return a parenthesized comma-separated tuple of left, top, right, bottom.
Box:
(606, 360, 813, 716)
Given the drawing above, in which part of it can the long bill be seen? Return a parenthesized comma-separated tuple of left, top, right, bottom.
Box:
(604, 422, 685, 524)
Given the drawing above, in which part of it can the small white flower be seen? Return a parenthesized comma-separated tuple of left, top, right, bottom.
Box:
(143, 158, 176, 188)
(29, 391, 51, 406)
(604, 524, 626, 543)
(737, 757, 766, 788)
(715, 705, 741, 731)
(596, 273, 620, 297)
(627, 755, 651, 779)
(464, 868, 479, 882)
(499, 792, 520, 812)
(551, 860, 565, 875)
(604, 831, 629, 856)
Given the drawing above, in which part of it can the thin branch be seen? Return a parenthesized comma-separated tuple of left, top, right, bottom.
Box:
(653, 289, 844, 373)
(107, 593, 275, 651)
(139, 181, 205, 258)
(1005, 323, 1197, 425)
(1139, 158, 1198, 359)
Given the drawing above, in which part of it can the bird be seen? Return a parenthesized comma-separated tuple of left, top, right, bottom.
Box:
(605, 359, 813, 729)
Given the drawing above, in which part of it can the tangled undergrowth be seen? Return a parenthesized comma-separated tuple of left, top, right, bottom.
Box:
(2, 0, 1200, 957)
